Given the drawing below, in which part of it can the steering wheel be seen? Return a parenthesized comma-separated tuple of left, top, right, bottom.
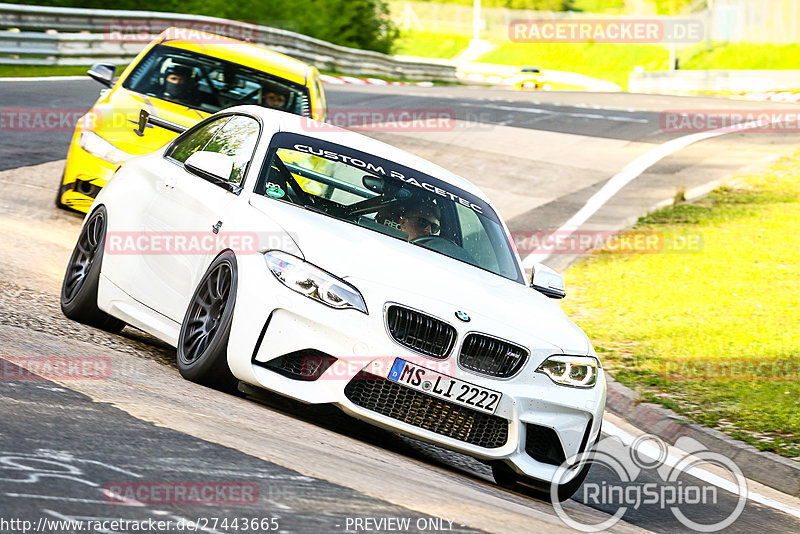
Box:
(411, 235, 454, 246)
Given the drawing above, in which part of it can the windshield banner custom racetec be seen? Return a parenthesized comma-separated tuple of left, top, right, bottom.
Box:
(267, 132, 496, 221)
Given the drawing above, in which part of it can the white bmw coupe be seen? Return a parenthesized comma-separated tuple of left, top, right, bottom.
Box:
(61, 105, 606, 500)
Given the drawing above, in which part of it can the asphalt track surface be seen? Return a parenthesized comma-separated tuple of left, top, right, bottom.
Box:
(1, 78, 799, 533)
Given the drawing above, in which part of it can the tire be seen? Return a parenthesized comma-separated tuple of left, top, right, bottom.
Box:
(55, 173, 80, 213)
(60, 206, 126, 333)
(176, 251, 238, 392)
(55, 175, 70, 209)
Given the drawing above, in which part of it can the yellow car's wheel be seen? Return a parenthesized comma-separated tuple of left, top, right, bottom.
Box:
(55, 172, 81, 213)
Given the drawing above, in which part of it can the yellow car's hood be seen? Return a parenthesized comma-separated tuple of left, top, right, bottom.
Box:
(90, 88, 209, 156)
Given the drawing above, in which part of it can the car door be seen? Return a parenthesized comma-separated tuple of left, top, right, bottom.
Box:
(137, 113, 261, 323)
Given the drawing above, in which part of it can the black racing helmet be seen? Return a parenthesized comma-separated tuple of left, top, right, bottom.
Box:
(162, 64, 194, 98)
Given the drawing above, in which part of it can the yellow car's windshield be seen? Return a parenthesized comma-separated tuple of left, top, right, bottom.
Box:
(123, 44, 311, 116)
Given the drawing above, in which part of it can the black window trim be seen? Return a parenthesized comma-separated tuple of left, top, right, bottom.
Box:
(255, 132, 525, 285)
(122, 43, 313, 117)
(163, 111, 264, 195)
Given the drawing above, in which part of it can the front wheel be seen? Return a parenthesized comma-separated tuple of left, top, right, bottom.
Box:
(60, 206, 125, 332)
(55, 173, 78, 212)
(177, 251, 238, 392)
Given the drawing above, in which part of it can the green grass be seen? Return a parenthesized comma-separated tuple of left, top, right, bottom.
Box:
(0, 65, 95, 77)
(678, 42, 800, 70)
(393, 31, 472, 59)
(480, 42, 669, 90)
(476, 40, 800, 91)
(563, 152, 800, 458)
(571, 0, 626, 12)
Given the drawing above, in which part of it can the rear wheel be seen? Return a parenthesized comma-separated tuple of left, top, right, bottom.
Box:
(60, 206, 125, 332)
(177, 251, 238, 392)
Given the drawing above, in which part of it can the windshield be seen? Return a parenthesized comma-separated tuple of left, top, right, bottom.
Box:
(122, 44, 311, 116)
(256, 133, 524, 284)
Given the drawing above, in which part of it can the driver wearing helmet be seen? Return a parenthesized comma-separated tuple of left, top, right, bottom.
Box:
(162, 64, 195, 100)
(398, 200, 441, 241)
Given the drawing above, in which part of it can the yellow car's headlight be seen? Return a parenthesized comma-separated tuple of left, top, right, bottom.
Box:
(79, 131, 130, 164)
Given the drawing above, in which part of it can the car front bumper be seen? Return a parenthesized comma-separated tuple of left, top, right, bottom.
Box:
(226, 253, 606, 486)
(59, 125, 119, 213)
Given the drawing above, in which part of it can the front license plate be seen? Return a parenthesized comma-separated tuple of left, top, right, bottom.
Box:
(387, 358, 502, 415)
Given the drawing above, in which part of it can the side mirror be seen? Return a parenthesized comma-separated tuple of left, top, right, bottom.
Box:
(530, 262, 566, 299)
(185, 152, 234, 183)
(87, 63, 116, 88)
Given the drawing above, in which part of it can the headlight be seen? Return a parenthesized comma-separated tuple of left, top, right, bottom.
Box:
(536, 355, 599, 388)
(264, 251, 368, 314)
(79, 131, 130, 164)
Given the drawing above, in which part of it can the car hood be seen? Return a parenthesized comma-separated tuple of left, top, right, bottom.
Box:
(249, 197, 591, 355)
(88, 87, 208, 156)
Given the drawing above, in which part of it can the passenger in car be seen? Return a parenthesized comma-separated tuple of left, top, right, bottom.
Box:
(262, 89, 288, 110)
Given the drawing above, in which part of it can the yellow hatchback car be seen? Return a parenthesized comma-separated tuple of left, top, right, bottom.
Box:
(57, 28, 327, 212)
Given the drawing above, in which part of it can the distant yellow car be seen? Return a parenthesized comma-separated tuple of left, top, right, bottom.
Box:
(57, 28, 328, 212)
(511, 66, 547, 90)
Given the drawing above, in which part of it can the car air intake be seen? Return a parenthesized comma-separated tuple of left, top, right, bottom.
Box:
(525, 424, 567, 466)
(262, 350, 337, 381)
(459, 334, 528, 378)
(385, 305, 456, 359)
(344, 371, 509, 449)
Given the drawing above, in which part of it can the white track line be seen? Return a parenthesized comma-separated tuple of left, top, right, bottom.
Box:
(522, 117, 783, 269)
(464, 103, 649, 123)
(602, 420, 800, 520)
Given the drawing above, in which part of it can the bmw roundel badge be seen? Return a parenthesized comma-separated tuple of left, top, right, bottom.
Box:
(455, 310, 470, 322)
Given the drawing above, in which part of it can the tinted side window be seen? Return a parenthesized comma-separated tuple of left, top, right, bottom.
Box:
(167, 117, 229, 163)
(203, 116, 260, 185)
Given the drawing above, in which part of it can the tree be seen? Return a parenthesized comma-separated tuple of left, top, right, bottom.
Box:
(12, 0, 400, 53)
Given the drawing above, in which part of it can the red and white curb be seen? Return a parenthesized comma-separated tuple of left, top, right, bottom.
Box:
(744, 91, 800, 103)
(319, 75, 433, 87)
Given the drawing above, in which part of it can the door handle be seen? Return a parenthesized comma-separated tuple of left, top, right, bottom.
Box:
(163, 175, 176, 189)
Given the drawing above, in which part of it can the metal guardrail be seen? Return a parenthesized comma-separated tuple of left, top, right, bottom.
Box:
(0, 2, 457, 81)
